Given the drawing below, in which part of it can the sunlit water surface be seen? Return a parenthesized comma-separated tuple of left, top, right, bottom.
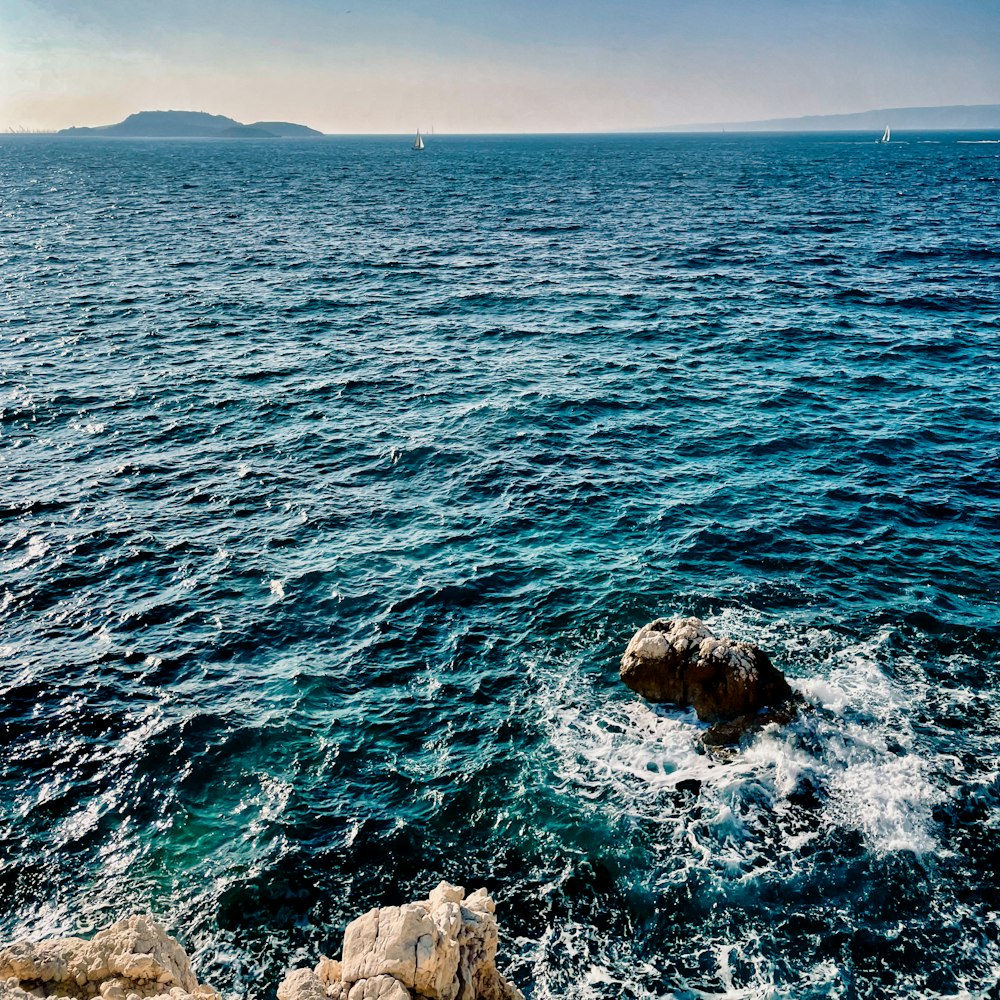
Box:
(1, 133, 999, 999)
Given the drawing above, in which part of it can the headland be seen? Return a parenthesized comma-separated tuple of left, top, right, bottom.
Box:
(58, 110, 323, 138)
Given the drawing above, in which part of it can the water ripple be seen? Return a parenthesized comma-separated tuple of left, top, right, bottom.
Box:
(1, 132, 999, 999)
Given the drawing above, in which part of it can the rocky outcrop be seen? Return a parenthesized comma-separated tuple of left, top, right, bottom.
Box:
(1, 886, 522, 1000)
(0, 915, 219, 1000)
(277, 883, 522, 1000)
(620, 617, 797, 744)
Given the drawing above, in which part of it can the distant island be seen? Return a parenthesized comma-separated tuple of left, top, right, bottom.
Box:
(662, 103, 1000, 133)
(59, 110, 323, 138)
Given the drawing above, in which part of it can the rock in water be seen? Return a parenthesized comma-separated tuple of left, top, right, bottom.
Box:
(620, 617, 796, 742)
(277, 883, 523, 1000)
(0, 915, 220, 1000)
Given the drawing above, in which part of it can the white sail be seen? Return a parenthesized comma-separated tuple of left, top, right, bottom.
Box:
(413, 130, 424, 150)
(879, 125, 890, 143)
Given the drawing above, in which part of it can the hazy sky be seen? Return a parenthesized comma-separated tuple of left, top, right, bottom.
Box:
(2, 0, 998, 133)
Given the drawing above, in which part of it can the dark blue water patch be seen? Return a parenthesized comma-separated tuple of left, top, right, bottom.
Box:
(2, 131, 1000, 999)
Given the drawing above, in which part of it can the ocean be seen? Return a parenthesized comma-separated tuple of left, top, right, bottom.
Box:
(1, 132, 999, 998)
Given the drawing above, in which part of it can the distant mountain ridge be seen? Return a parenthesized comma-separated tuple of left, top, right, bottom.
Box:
(663, 104, 1000, 132)
(59, 110, 323, 138)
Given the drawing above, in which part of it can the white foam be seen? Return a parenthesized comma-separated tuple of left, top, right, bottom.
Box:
(70, 419, 106, 435)
(536, 614, 950, 901)
(1, 531, 50, 573)
(512, 922, 663, 1000)
(826, 749, 942, 853)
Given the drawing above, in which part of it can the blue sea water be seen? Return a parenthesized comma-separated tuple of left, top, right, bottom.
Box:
(1, 131, 999, 999)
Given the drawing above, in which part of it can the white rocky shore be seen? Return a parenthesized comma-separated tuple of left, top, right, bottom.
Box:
(0, 915, 219, 1000)
(0, 885, 522, 1000)
(278, 883, 522, 1000)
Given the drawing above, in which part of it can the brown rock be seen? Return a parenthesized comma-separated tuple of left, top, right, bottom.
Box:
(620, 617, 796, 739)
(700, 704, 800, 747)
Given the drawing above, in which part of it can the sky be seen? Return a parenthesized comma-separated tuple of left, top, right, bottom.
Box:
(1, 0, 998, 133)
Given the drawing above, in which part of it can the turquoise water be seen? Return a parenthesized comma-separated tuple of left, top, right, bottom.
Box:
(1, 132, 999, 998)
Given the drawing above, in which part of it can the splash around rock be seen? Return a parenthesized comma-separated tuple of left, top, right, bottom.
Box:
(620, 617, 798, 745)
(278, 883, 522, 1000)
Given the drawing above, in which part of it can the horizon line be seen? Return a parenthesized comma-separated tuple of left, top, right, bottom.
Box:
(7, 126, 1000, 138)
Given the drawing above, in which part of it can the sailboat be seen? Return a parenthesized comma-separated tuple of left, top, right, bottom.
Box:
(877, 125, 890, 144)
(412, 129, 424, 151)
